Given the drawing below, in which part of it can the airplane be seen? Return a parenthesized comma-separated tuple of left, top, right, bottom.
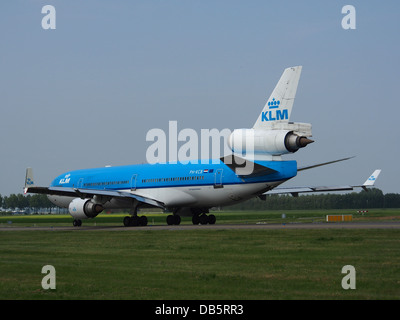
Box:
(24, 66, 381, 227)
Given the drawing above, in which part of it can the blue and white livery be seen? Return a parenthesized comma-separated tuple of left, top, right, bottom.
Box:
(24, 66, 381, 226)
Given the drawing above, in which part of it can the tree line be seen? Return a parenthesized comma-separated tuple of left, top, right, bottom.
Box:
(225, 188, 400, 210)
(0, 193, 53, 212)
(1, 188, 399, 213)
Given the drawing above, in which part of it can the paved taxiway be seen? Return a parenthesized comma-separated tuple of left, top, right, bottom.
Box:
(1, 221, 400, 231)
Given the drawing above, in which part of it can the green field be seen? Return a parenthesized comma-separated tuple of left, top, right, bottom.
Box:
(1, 208, 400, 227)
(1, 209, 399, 300)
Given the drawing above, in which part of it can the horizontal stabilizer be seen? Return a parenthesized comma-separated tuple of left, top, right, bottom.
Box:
(220, 155, 277, 177)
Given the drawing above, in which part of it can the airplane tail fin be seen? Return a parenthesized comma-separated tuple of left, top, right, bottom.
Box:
(253, 66, 302, 129)
(24, 167, 35, 193)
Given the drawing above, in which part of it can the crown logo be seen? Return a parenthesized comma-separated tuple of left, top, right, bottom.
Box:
(268, 98, 280, 109)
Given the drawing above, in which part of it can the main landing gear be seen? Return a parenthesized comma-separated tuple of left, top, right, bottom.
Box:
(122, 213, 217, 226)
(121, 205, 217, 227)
(165, 213, 217, 225)
(167, 214, 181, 225)
(123, 200, 149, 227)
(192, 214, 216, 225)
(123, 215, 148, 227)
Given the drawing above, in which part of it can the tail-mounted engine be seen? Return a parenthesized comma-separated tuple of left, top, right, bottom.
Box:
(228, 123, 313, 156)
(68, 198, 104, 219)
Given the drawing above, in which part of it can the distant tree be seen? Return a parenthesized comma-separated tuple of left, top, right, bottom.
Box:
(225, 188, 398, 211)
(5, 194, 19, 209)
(1, 193, 54, 212)
(41, 194, 53, 208)
(17, 194, 29, 209)
(384, 193, 400, 208)
(29, 194, 41, 211)
(28, 194, 53, 212)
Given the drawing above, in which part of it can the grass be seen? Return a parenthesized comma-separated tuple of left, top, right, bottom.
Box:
(1, 218, 400, 299)
(1, 208, 399, 227)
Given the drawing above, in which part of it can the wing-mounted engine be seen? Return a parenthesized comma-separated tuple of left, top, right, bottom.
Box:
(68, 198, 104, 219)
(228, 122, 313, 157)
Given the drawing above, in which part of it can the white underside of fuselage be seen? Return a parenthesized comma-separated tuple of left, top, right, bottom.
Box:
(48, 180, 286, 210)
(123, 180, 285, 209)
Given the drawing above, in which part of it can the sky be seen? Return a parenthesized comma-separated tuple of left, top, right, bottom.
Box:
(1, 0, 399, 196)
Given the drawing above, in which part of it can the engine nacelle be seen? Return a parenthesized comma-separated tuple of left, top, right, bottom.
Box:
(68, 198, 104, 219)
(228, 129, 313, 156)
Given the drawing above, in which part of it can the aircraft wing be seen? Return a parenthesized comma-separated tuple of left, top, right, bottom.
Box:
(25, 185, 165, 208)
(264, 169, 381, 197)
(24, 169, 165, 211)
(297, 156, 355, 171)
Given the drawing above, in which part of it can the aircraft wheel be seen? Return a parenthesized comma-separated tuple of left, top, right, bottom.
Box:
(73, 219, 82, 227)
(167, 215, 174, 225)
(123, 216, 131, 227)
(173, 215, 181, 225)
(192, 215, 200, 225)
(139, 215, 148, 226)
(167, 214, 181, 225)
(200, 214, 208, 225)
(208, 214, 216, 225)
(131, 216, 139, 226)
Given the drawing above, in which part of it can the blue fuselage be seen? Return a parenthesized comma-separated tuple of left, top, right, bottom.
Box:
(50, 160, 297, 193)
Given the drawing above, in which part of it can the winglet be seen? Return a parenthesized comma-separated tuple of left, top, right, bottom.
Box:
(24, 167, 35, 194)
(362, 169, 382, 187)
